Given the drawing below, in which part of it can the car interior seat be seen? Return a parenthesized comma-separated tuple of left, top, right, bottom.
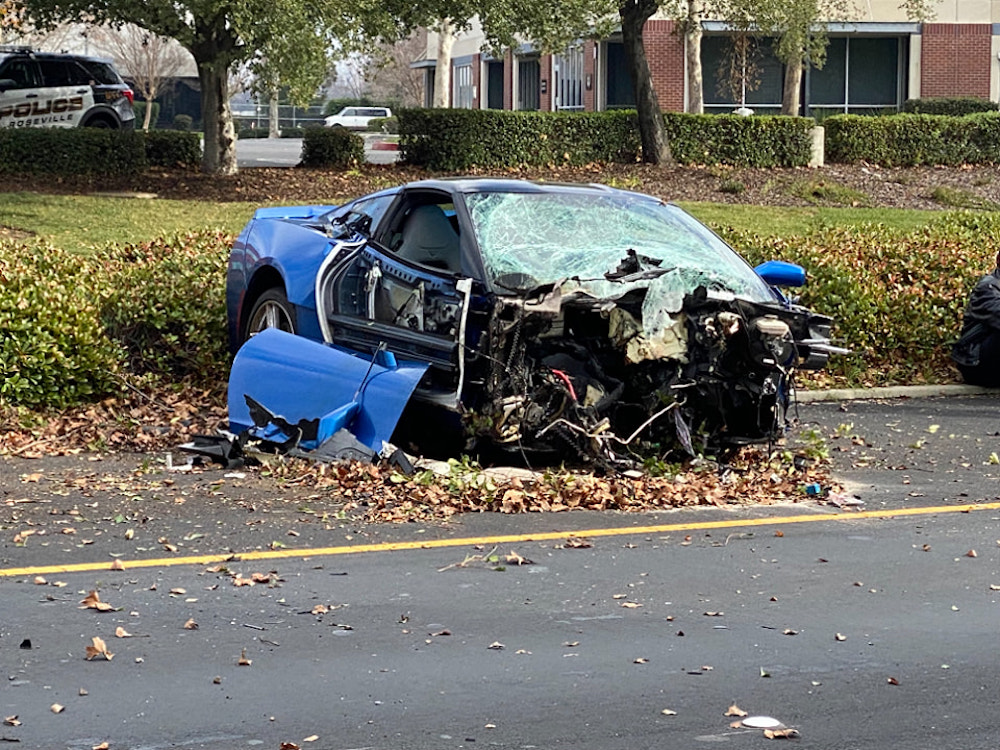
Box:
(395, 205, 461, 273)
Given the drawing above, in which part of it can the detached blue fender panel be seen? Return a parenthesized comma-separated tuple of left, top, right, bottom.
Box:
(228, 328, 429, 452)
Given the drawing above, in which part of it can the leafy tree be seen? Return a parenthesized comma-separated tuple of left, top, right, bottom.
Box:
(92, 24, 189, 130)
(0, 0, 24, 41)
(20, 0, 402, 173)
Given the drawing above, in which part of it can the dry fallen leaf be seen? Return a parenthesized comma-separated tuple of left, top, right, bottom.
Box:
(726, 704, 749, 718)
(505, 551, 533, 565)
(835, 633, 847, 641)
(238, 649, 252, 666)
(3, 716, 20, 727)
(50, 704, 64, 714)
(279, 744, 300, 750)
(661, 709, 677, 716)
(311, 604, 329, 615)
(774, 530, 784, 537)
(487, 641, 505, 650)
(562, 536, 592, 549)
(965, 549, 977, 558)
(782, 629, 798, 636)
(704, 611, 724, 617)
(115, 627, 132, 638)
(183, 618, 198, 630)
(169, 588, 186, 596)
(887, 677, 900, 685)
(109, 559, 125, 571)
(92, 743, 109, 750)
(764, 728, 800, 739)
(302, 736, 319, 743)
(633, 657, 649, 664)
(621, 601, 642, 609)
(85, 636, 113, 661)
(33, 576, 46, 585)
(79, 590, 114, 612)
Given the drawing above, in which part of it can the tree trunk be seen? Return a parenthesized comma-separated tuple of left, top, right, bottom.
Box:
(782, 57, 803, 116)
(685, 0, 703, 114)
(268, 91, 280, 138)
(142, 93, 154, 131)
(196, 60, 237, 175)
(620, 0, 672, 165)
(433, 19, 454, 108)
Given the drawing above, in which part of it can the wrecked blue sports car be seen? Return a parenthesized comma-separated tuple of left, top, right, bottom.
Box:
(226, 178, 841, 467)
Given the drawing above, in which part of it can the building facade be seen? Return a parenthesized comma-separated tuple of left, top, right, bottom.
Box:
(418, 1, 1000, 115)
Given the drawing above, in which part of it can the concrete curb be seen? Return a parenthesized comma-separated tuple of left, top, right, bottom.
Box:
(796, 384, 997, 403)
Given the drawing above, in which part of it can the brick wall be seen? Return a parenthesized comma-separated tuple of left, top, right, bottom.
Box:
(540, 55, 553, 111)
(584, 40, 596, 111)
(643, 19, 685, 112)
(921, 23, 991, 98)
(504, 50, 513, 110)
(472, 53, 481, 109)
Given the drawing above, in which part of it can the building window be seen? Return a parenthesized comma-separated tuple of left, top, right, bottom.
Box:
(701, 34, 906, 115)
(702, 35, 784, 114)
(807, 37, 904, 116)
(604, 41, 635, 109)
(517, 57, 540, 111)
(554, 45, 584, 110)
(453, 63, 473, 109)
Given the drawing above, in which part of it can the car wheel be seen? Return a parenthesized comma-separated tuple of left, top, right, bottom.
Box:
(243, 288, 296, 342)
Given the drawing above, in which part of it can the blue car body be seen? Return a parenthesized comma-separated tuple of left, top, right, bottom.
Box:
(226, 179, 839, 464)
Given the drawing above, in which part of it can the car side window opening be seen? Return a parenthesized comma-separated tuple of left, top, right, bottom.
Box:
(0, 60, 37, 88)
(388, 201, 461, 273)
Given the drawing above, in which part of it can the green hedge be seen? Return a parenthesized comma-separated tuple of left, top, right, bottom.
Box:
(825, 112, 1000, 165)
(724, 212, 1000, 384)
(5, 213, 992, 410)
(300, 127, 364, 167)
(132, 101, 161, 128)
(398, 109, 813, 170)
(142, 130, 201, 168)
(903, 97, 998, 116)
(0, 129, 146, 176)
(0, 231, 230, 409)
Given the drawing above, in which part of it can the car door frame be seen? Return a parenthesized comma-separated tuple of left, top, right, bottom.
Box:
(315, 188, 477, 404)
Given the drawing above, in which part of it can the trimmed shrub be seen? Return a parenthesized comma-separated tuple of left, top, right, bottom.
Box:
(398, 109, 813, 170)
(99, 232, 231, 382)
(903, 97, 998, 116)
(722, 212, 1000, 385)
(172, 113, 194, 131)
(367, 116, 398, 133)
(0, 129, 146, 176)
(0, 242, 124, 408)
(142, 130, 201, 168)
(0, 230, 231, 410)
(132, 101, 161, 129)
(825, 112, 1000, 165)
(300, 127, 364, 167)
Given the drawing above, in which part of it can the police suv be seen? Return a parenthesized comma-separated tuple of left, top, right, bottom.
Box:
(0, 46, 135, 129)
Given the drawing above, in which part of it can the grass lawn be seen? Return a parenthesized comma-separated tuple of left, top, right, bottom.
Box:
(0, 192, 258, 253)
(0, 191, 983, 252)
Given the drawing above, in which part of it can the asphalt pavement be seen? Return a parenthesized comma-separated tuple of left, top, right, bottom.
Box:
(236, 134, 400, 168)
(1, 392, 998, 749)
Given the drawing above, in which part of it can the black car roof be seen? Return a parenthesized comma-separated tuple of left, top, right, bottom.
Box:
(401, 177, 660, 201)
(0, 48, 116, 65)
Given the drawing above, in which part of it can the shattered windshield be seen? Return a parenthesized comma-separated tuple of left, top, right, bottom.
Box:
(464, 190, 774, 308)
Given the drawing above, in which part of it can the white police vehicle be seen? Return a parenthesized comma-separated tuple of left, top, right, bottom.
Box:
(0, 46, 135, 129)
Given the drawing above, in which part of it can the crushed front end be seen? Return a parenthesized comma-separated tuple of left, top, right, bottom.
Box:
(465, 282, 835, 468)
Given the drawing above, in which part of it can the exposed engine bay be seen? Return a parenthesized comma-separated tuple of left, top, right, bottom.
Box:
(465, 281, 835, 468)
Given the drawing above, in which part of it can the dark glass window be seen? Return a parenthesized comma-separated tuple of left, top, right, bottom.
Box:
(605, 42, 635, 109)
(0, 59, 39, 88)
(848, 37, 899, 106)
(702, 36, 783, 109)
(808, 38, 847, 105)
(517, 57, 540, 111)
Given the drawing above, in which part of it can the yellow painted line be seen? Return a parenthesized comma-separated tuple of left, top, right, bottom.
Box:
(2, 501, 999, 579)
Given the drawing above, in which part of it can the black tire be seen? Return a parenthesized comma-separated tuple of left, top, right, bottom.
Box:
(242, 287, 297, 343)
